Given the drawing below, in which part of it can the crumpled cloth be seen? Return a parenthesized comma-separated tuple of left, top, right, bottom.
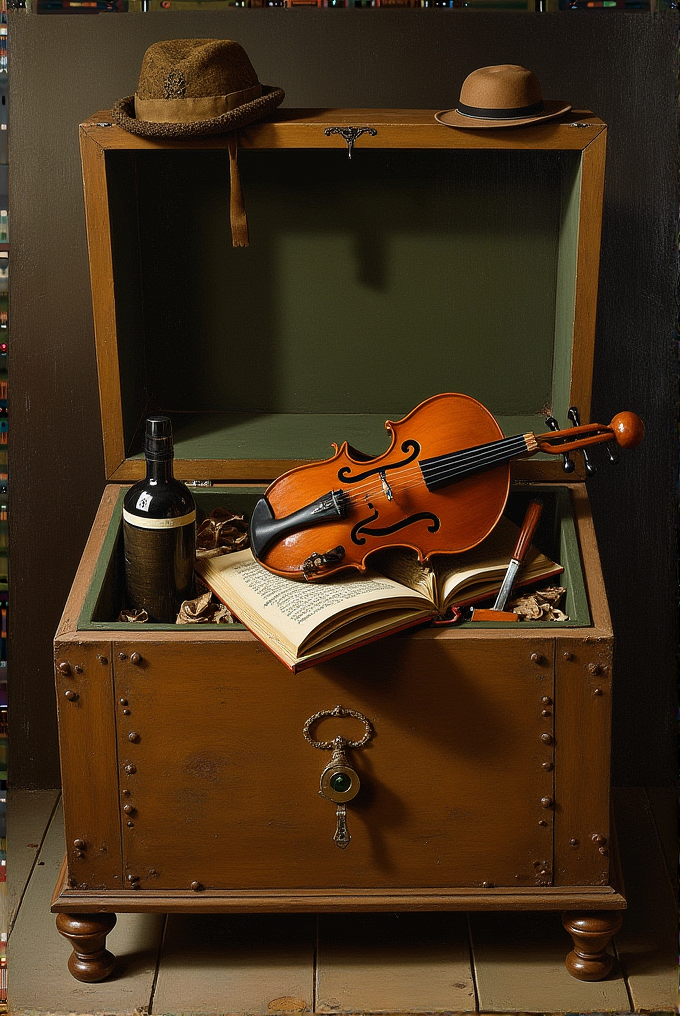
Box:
(176, 590, 234, 624)
(196, 507, 249, 558)
(117, 607, 149, 622)
(508, 586, 568, 621)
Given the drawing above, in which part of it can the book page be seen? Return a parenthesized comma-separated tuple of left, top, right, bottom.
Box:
(196, 550, 431, 656)
(368, 548, 436, 601)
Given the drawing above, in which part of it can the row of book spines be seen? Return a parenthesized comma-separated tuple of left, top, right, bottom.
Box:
(41, 0, 562, 8)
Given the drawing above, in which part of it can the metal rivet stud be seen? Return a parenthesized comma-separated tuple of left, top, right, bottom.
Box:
(127, 821, 134, 827)
(191, 881, 204, 891)
(541, 696, 552, 705)
(73, 839, 86, 849)
(540, 797, 554, 809)
(130, 652, 142, 665)
(119, 653, 127, 661)
(128, 732, 141, 743)
(569, 838, 579, 847)
(58, 662, 71, 675)
(599, 846, 609, 856)
(541, 709, 551, 717)
(540, 733, 553, 745)
(481, 881, 494, 888)
(530, 653, 545, 665)
(592, 833, 607, 845)
(122, 789, 131, 797)
(588, 663, 603, 675)
(124, 764, 137, 775)
(64, 690, 79, 701)
(123, 804, 135, 815)
(74, 665, 84, 674)
(538, 819, 548, 827)
(75, 850, 85, 859)
(119, 698, 128, 706)
(562, 651, 573, 661)
(98, 655, 108, 665)
(593, 687, 603, 696)
(127, 874, 140, 883)
(123, 708, 131, 715)
(542, 761, 554, 771)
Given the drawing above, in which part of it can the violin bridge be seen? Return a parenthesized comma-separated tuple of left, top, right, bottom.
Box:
(379, 469, 394, 501)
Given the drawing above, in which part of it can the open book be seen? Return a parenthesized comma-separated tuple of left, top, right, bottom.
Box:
(195, 515, 562, 672)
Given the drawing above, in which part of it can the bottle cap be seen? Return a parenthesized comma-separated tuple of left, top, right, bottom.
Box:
(145, 416, 173, 460)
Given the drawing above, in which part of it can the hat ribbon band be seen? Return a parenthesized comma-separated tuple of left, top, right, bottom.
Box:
(134, 83, 263, 124)
(456, 99, 545, 120)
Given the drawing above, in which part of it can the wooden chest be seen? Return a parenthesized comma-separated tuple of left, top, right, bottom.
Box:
(52, 109, 626, 984)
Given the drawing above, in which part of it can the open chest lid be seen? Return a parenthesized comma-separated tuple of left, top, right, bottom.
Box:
(79, 107, 607, 486)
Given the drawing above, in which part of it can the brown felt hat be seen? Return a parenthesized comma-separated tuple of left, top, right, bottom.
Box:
(112, 40, 285, 247)
(435, 64, 571, 130)
(113, 39, 284, 137)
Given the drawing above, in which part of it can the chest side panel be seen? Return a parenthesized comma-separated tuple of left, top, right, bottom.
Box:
(113, 637, 555, 891)
(54, 640, 122, 890)
(554, 638, 613, 886)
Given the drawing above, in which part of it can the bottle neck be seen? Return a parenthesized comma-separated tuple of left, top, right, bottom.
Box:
(145, 456, 173, 484)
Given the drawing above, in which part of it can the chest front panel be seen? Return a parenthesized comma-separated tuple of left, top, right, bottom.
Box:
(113, 638, 555, 891)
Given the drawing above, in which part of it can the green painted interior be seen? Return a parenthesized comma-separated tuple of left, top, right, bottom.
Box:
(129, 411, 552, 466)
(107, 147, 583, 466)
(78, 484, 590, 632)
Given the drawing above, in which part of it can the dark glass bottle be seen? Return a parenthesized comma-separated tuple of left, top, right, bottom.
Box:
(122, 416, 196, 623)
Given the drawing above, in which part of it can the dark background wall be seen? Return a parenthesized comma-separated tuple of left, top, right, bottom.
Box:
(9, 11, 677, 789)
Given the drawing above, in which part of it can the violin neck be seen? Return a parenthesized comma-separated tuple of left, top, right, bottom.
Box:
(420, 432, 538, 491)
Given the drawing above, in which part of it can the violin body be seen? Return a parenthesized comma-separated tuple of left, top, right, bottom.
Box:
(249, 393, 644, 581)
(252, 394, 517, 580)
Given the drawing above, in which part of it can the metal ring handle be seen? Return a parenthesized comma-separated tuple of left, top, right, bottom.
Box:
(303, 705, 374, 750)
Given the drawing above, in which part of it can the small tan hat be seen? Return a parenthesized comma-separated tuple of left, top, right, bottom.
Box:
(112, 40, 285, 247)
(435, 64, 571, 130)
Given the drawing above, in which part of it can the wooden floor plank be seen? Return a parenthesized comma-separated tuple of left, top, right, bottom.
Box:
(8, 798, 164, 1016)
(612, 788, 677, 1014)
(152, 912, 316, 1016)
(470, 909, 631, 1014)
(316, 912, 475, 1013)
(7, 789, 60, 928)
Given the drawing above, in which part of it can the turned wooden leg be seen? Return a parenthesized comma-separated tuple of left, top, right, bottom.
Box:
(562, 910, 623, 981)
(56, 912, 117, 982)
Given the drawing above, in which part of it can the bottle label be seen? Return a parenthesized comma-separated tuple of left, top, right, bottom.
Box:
(123, 508, 196, 530)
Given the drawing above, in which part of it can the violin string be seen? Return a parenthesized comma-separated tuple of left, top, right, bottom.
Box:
(340, 437, 526, 504)
(340, 435, 529, 506)
(336, 434, 524, 502)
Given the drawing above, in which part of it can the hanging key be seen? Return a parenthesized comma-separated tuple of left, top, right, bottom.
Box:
(303, 705, 374, 849)
(333, 803, 350, 849)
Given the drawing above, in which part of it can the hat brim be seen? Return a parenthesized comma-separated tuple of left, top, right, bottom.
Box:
(112, 84, 285, 138)
(435, 100, 572, 130)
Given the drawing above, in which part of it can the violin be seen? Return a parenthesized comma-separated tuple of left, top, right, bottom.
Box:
(249, 393, 644, 581)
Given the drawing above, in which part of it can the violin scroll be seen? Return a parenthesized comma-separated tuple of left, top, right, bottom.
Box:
(535, 412, 644, 455)
(610, 411, 644, 449)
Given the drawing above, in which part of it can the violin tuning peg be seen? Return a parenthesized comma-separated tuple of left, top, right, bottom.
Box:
(568, 406, 598, 475)
(545, 416, 575, 473)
